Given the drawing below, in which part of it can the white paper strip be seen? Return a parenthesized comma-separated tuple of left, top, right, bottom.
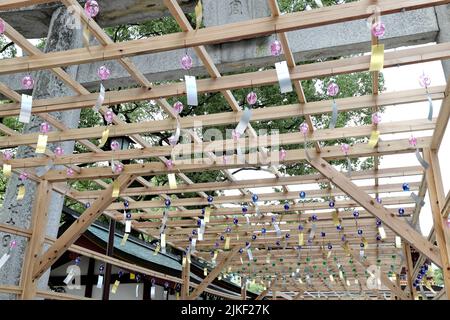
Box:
(0, 253, 10, 269)
(94, 83, 105, 111)
(395, 236, 402, 248)
(185, 75, 198, 106)
(125, 220, 132, 233)
(274, 224, 282, 237)
(247, 248, 253, 261)
(19, 94, 33, 124)
(329, 100, 338, 129)
(235, 108, 252, 136)
(136, 284, 139, 298)
(190, 238, 197, 253)
(309, 223, 317, 240)
(275, 61, 293, 93)
(198, 229, 203, 241)
(63, 270, 75, 285)
(150, 286, 156, 298)
(161, 233, 166, 252)
(96, 275, 103, 289)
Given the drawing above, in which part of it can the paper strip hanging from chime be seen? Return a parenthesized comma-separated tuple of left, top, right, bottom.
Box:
(161, 233, 166, 253)
(195, 0, 203, 30)
(96, 275, 103, 288)
(112, 179, 120, 197)
(2, 164, 11, 178)
(369, 44, 385, 72)
(111, 280, 120, 294)
(224, 235, 230, 250)
(168, 173, 177, 189)
(204, 207, 211, 223)
(99, 128, 110, 148)
(120, 233, 129, 246)
(17, 185, 26, 201)
(153, 243, 160, 255)
(415, 149, 429, 169)
(368, 130, 380, 148)
(19, 94, 32, 124)
(275, 61, 293, 93)
(35, 134, 48, 154)
(185, 75, 198, 106)
(93, 83, 105, 111)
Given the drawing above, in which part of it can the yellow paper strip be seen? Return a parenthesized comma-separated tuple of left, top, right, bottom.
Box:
(130, 273, 135, 280)
(204, 207, 211, 223)
(213, 250, 218, 260)
(187, 253, 191, 264)
(168, 173, 177, 189)
(2, 164, 11, 178)
(332, 212, 340, 227)
(112, 179, 120, 197)
(99, 128, 110, 148)
(111, 280, 120, 294)
(120, 233, 129, 246)
(368, 130, 380, 148)
(298, 233, 304, 246)
(369, 44, 385, 72)
(176, 292, 180, 300)
(182, 257, 186, 267)
(195, 0, 203, 30)
(224, 235, 230, 250)
(154, 243, 160, 255)
(204, 267, 208, 276)
(35, 134, 48, 154)
(17, 185, 25, 200)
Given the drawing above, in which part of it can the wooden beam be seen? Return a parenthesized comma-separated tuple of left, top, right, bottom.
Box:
(181, 258, 190, 300)
(187, 246, 240, 300)
(32, 174, 137, 280)
(306, 155, 442, 267)
(20, 180, 52, 300)
(79, 166, 423, 199)
(42, 137, 430, 182)
(1, 0, 449, 74)
(431, 77, 450, 150)
(424, 149, 450, 299)
(0, 65, 445, 117)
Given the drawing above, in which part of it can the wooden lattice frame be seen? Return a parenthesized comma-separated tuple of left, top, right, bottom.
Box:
(0, 0, 448, 300)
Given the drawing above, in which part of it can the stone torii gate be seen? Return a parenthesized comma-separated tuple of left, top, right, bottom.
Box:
(0, 0, 449, 300)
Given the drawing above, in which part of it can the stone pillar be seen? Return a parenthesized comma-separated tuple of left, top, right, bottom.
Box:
(0, 7, 82, 299)
(203, 0, 271, 67)
(435, 4, 450, 79)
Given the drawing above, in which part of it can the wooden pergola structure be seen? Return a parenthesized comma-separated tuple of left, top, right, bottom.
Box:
(0, 0, 449, 300)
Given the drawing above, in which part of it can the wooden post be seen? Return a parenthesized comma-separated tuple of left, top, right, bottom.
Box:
(181, 256, 190, 300)
(20, 180, 52, 300)
(84, 257, 95, 298)
(424, 149, 450, 299)
(102, 218, 116, 300)
(241, 277, 247, 300)
(32, 174, 136, 280)
(187, 247, 240, 300)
